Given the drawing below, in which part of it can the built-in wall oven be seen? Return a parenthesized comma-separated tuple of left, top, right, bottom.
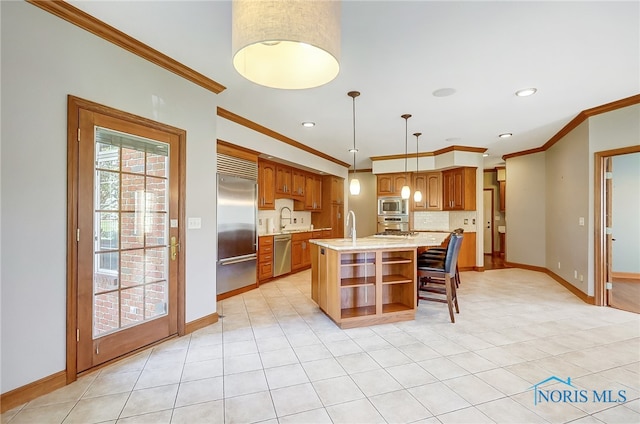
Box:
(377, 215, 409, 233)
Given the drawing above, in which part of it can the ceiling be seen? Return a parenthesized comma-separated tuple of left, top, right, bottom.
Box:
(69, 1, 639, 170)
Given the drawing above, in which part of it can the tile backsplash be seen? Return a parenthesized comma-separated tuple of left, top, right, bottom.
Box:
(413, 211, 477, 232)
(257, 198, 312, 234)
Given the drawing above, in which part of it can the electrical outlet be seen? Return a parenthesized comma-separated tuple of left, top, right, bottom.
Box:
(464, 219, 468, 224)
(472, 219, 476, 224)
(259, 218, 263, 226)
(580, 274, 584, 282)
(558, 262, 561, 269)
(293, 218, 297, 223)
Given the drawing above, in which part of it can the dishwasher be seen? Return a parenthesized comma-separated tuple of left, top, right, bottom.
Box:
(273, 233, 292, 277)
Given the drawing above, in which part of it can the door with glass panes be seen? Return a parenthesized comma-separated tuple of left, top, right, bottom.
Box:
(73, 101, 182, 373)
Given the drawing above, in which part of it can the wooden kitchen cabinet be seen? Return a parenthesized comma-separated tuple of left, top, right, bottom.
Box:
(499, 180, 506, 212)
(291, 169, 306, 201)
(292, 232, 313, 272)
(412, 172, 442, 211)
(258, 159, 276, 210)
(331, 204, 344, 238)
(304, 174, 322, 211)
(377, 173, 409, 197)
(275, 164, 292, 197)
(258, 236, 274, 282)
(442, 167, 476, 211)
(328, 176, 344, 205)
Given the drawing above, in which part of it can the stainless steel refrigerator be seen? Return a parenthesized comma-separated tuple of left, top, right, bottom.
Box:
(216, 173, 257, 295)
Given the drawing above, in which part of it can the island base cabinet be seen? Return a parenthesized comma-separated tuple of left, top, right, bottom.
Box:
(311, 245, 417, 329)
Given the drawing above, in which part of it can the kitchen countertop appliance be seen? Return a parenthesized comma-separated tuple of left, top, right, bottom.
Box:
(378, 196, 408, 216)
(377, 215, 409, 233)
(216, 155, 258, 295)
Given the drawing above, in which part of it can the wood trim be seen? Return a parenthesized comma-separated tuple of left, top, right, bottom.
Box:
(370, 145, 486, 162)
(545, 269, 595, 305)
(473, 266, 485, 272)
(349, 168, 373, 173)
(611, 272, 640, 281)
(216, 283, 259, 301)
(26, 0, 225, 94)
(433, 145, 487, 155)
(0, 371, 66, 413)
(217, 107, 351, 168)
(505, 261, 595, 304)
(217, 139, 259, 163)
(503, 94, 640, 160)
(185, 313, 220, 334)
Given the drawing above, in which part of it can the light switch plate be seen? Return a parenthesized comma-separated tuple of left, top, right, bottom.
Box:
(188, 217, 202, 229)
(579, 217, 585, 226)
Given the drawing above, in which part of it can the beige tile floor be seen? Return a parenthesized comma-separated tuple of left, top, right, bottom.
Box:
(3, 268, 639, 424)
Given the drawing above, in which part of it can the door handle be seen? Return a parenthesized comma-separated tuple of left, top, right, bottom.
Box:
(171, 236, 180, 261)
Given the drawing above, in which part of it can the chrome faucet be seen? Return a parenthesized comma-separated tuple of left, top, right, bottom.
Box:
(280, 206, 292, 230)
(346, 210, 357, 243)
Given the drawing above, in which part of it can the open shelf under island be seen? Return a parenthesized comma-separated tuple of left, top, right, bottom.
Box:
(310, 235, 446, 329)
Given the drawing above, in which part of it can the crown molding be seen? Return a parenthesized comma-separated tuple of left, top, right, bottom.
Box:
(370, 145, 486, 162)
(217, 107, 351, 168)
(26, 0, 226, 94)
(504, 94, 640, 160)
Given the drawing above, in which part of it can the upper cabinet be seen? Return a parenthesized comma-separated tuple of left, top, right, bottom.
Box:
(275, 164, 292, 197)
(328, 176, 344, 205)
(304, 173, 323, 211)
(377, 173, 408, 196)
(442, 167, 476, 211)
(412, 172, 442, 211)
(258, 159, 276, 210)
(291, 168, 306, 201)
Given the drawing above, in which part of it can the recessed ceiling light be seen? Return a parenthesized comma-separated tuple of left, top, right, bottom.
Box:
(433, 88, 457, 97)
(301, 121, 315, 127)
(498, 133, 513, 138)
(348, 148, 359, 153)
(515, 88, 537, 97)
(483, 153, 489, 157)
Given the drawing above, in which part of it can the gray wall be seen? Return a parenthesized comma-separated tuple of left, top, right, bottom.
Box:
(1, 2, 218, 393)
(347, 172, 378, 237)
(611, 153, 640, 273)
(545, 121, 590, 293)
(483, 171, 505, 252)
(505, 153, 547, 267)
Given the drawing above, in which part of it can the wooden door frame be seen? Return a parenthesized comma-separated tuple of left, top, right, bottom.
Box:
(483, 188, 495, 255)
(594, 145, 640, 306)
(66, 95, 186, 383)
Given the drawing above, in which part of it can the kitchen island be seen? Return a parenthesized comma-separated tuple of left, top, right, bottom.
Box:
(309, 234, 446, 329)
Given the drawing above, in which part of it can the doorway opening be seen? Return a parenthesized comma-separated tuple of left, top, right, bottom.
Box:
(595, 146, 640, 312)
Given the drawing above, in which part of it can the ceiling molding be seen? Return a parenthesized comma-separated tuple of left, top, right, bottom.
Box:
(369, 145, 485, 162)
(217, 139, 260, 163)
(504, 94, 640, 161)
(217, 107, 351, 168)
(26, 0, 226, 94)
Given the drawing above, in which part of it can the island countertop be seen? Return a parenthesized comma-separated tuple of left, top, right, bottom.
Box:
(310, 232, 448, 251)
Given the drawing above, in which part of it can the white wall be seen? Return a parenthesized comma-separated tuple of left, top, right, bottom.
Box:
(611, 153, 640, 273)
(545, 121, 590, 294)
(1, 2, 218, 393)
(505, 153, 547, 267)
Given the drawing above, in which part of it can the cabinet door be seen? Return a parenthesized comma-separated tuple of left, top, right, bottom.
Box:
(292, 169, 306, 200)
(258, 160, 276, 210)
(313, 176, 323, 210)
(425, 172, 442, 210)
(331, 176, 344, 204)
(332, 204, 344, 238)
(275, 165, 292, 196)
(291, 240, 304, 271)
(412, 173, 427, 210)
(499, 180, 506, 212)
(377, 175, 394, 196)
(305, 174, 316, 210)
(451, 168, 464, 210)
(394, 174, 409, 195)
(302, 240, 311, 267)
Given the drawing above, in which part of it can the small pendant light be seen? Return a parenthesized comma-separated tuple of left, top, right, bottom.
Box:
(400, 114, 412, 200)
(348, 91, 361, 195)
(413, 132, 423, 202)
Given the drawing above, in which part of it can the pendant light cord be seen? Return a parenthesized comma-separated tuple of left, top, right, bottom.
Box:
(401, 114, 412, 179)
(352, 95, 357, 174)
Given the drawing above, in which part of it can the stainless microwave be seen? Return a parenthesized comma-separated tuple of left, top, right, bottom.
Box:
(378, 197, 409, 216)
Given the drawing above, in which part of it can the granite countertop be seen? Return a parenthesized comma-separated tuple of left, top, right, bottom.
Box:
(310, 232, 447, 251)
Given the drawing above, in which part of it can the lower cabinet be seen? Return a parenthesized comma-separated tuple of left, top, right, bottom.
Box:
(258, 236, 273, 282)
(311, 245, 417, 328)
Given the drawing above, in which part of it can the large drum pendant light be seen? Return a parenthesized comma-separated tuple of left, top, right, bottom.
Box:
(232, 0, 341, 89)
